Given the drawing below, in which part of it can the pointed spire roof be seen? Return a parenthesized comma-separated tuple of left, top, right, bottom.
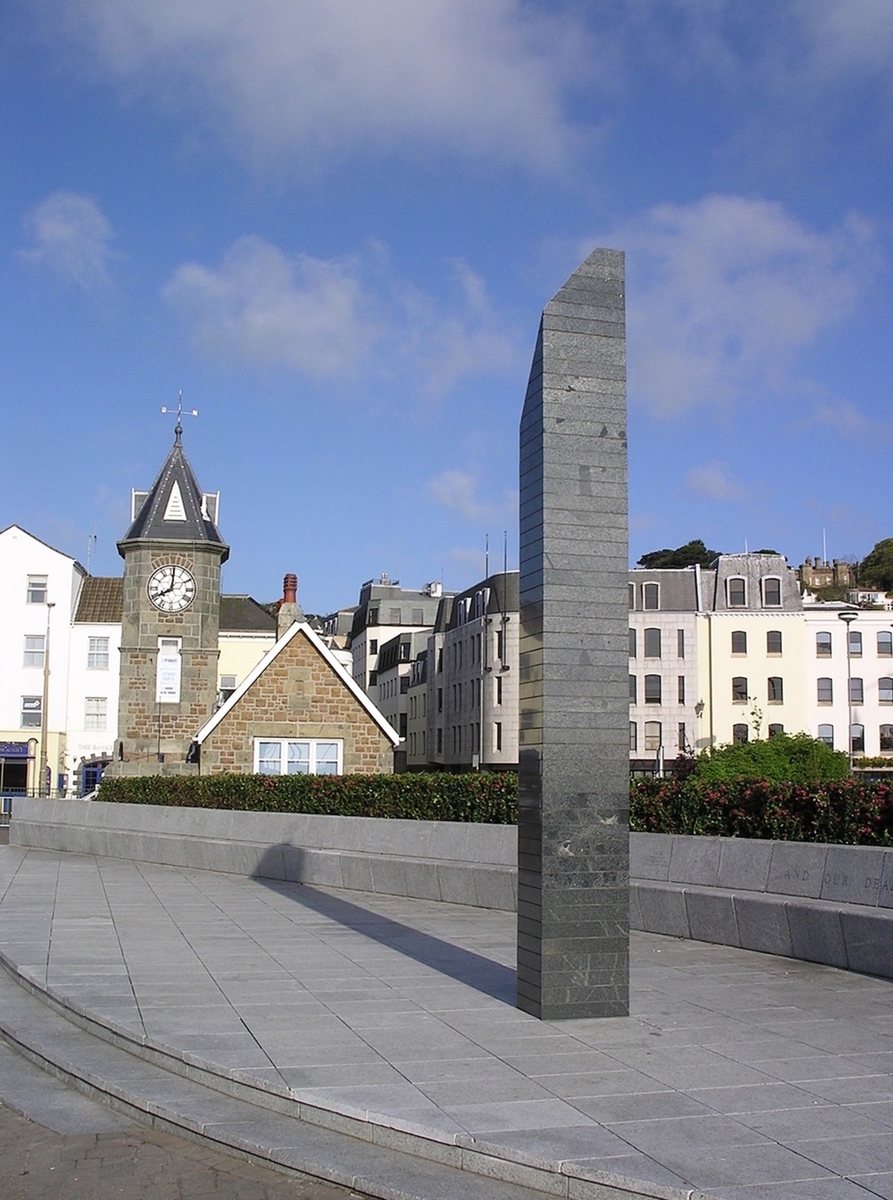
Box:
(118, 427, 229, 560)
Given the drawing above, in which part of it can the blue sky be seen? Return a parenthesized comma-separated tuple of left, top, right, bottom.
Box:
(3, 1, 892, 614)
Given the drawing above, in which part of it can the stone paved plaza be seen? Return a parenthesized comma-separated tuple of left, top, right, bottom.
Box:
(1, 845, 892, 1199)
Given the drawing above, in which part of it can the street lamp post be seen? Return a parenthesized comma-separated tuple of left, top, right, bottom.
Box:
(838, 610, 857, 773)
(39, 601, 55, 797)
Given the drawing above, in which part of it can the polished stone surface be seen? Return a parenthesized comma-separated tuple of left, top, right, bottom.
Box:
(518, 247, 629, 1019)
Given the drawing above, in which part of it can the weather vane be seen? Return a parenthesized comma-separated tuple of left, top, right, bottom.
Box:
(161, 391, 198, 441)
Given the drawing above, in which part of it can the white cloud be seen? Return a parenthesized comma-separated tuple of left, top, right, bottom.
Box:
(163, 237, 381, 378)
(811, 400, 893, 442)
(46, 0, 593, 174)
(427, 470, 516, 527)
(685, 462, 742, 503)
(163, 236, 518, 395)
(19, 191, 115, 289)
(597, 194, 877, 416)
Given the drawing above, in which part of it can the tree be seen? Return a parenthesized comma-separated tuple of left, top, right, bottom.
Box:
(859, 538, 893, 591)
(636, 539, 722, 569)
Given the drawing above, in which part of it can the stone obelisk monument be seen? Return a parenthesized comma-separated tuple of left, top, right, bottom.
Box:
(517, 248, 629, 1020)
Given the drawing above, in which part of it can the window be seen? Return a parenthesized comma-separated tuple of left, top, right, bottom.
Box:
(27, 575, 47, 604)
(628, 583, 635, 610)
(255, 739, 342, 776)
(368, 608, 379, 625)
(644, 674, 661, 704)
(880, 725, 893, 752)
(218, 674, 237, 703)
(677, 722, 687, 751)
(84, 697, 107, 730)
(644, 628, 661, 658)
(732, 723, 749, 744)
(768, 723, 784, 738)
(816, 632, 832, 657)
(369, 639, 378, 654)
(495, 722, 503, 751)
(817, 723, 834, 747)
(677, 676, 685, 704)
(21, 696, 42, 727)
(437, 728, 443, 754)
(629, 722, 637, 752)
(767, 630, 783, 655)
(644, 721, 661, 752)
(437, 688, 443, 712)
(88, 636, 110, 669)
(23, 635, 45, 668)
(643, 583, 659, 610)
(848, 630, 862, 657)
(851, 724, 865, 754)
(768, 677, 784, 703)
(369, 670, 378, 686)
(629, 675, 637, 703)
(677, 629, 685, 659)
(389, 608, 401, 623)
(761, 577, 782, 606)
(629, 628, 637, 658)
(731, 631, 747, 655)
(727, 577, 746, 607)
(880, 678, 893, 705)
(878, 631, 893, 658)
(495, 675, 503, 705)
(411, 608, 424, 624)
(732, 676, 748, 703)
(817, 677, 833, 704)
(850, 677, 864, 704)
(496, 628, 504, 660)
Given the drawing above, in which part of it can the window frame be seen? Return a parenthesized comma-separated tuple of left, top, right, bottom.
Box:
(767, 676, 784, 704)
(26, 575, 48, 604)
(817, 723, 834, 747)
(761, 576, 782, 607)
(878, 631, 893, 658)
(880, 724, 893, 752)
(644, 627, 661, 658)
(23, 634, 45, 668)
(817, 677, 833, 704)
(84, 696, 108, 730)
(87, 636, 110, 670)
(816, 631, 832, 657)
(643, 720, 661, 753)
(732, 676, 748, 704)
(644, 674, 662, 705)
(731, 630, 747, 655)
(766, 630, 783, 655)
(642, 582, 660, 611)
(21, 695, 42, 728)
(727, 577, 747, 607)
(732, 723, 749, 744)
(850, 677, 864, 704)
(254, 738, 343, 776)
(879, 677, 893, 705)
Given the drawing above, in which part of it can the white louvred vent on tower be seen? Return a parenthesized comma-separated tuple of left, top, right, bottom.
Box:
(163, 482, 187, 521)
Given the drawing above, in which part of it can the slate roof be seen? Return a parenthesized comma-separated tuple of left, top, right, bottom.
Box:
(219, 595, 277, 633)
(118, 431, 228, 559)
(74, 577, 124, 623)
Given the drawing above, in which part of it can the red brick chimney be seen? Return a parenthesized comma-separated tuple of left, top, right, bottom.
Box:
(277, 572, 303, 639)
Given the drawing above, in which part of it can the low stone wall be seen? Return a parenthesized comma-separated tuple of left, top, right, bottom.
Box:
(631, 833, 893, 980)
(10, 798, 517, 911)
(11, 801, 893, 980)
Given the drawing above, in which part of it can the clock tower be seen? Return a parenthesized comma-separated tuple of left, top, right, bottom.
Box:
(115, 423, 229, 766)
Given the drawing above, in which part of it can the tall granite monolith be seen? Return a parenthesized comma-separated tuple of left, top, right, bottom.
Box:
(517, 248, 629, 1020)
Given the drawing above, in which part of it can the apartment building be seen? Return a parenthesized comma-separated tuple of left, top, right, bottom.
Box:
(348, 574, 447, 702)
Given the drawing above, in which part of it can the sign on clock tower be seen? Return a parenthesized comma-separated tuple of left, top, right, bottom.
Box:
(115, 422, 229, 766)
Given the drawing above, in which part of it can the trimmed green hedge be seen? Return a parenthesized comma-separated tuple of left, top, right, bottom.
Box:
(630, 777, 893, 846)
(97, 771, 517, 824)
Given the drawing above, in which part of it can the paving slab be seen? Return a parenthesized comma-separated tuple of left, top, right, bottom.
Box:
(0, 845, 892, 1200)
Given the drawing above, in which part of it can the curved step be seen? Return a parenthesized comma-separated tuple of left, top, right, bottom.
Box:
(0, 955, 679, 1200)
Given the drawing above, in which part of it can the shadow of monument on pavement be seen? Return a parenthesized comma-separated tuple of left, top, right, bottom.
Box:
(252, 845, 516, 1004)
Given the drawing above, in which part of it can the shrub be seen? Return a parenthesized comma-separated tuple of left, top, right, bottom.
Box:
(630, 776, 893, 845)
(97, 771, 517, 824)
(693, 733, 849, 784)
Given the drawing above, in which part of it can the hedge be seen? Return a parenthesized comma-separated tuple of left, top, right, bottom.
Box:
(97, 771, 517, 824)
(97, 771, 893, 845)
(630, 777, 893, 846)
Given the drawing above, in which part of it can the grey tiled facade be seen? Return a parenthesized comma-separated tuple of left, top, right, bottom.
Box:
(517, 248, 629, 1020)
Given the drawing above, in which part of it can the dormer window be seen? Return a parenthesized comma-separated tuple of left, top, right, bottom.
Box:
(727, 577, 746, 607)
(761, 576, 782, 607)
(642, 583, 659, 610)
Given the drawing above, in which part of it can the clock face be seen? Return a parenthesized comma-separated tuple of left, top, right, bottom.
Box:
(147, 565, 196, 613)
